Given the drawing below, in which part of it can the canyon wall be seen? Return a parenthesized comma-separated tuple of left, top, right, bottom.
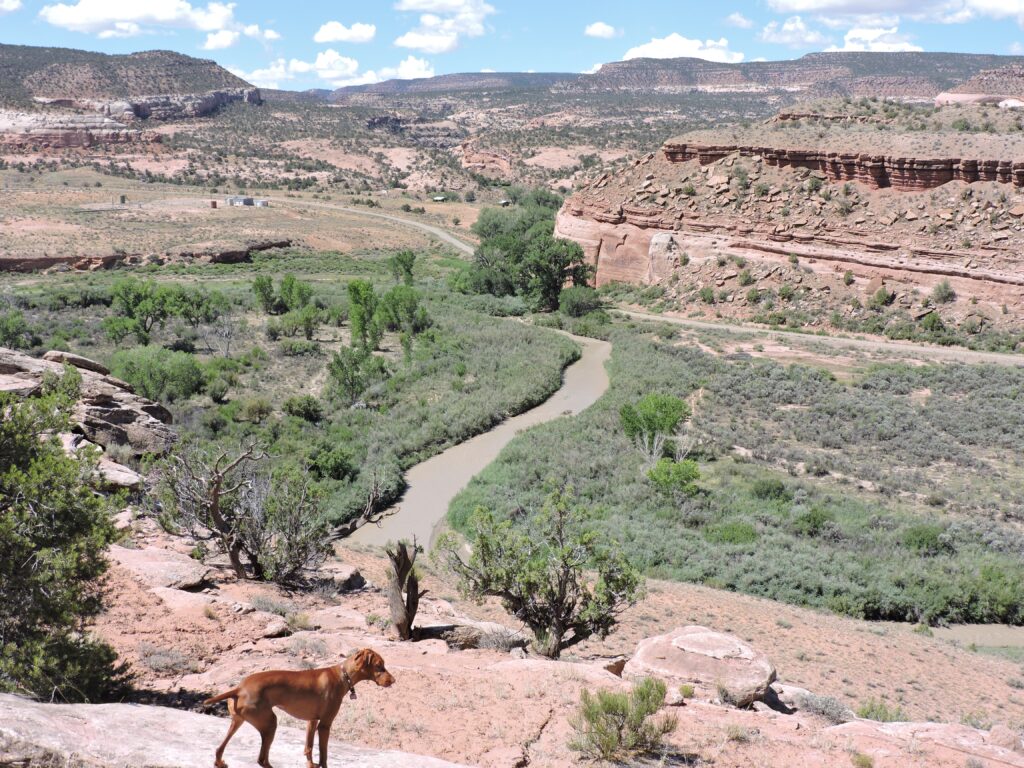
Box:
(0, 111, 156, 148)
(662, 141, 1024, 190)
(33, 87, 261, 122)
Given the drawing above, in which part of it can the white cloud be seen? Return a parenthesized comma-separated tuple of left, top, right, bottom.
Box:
(242, 23, 280, 41)
(312, 49, 360, 79)
(331, 55, 436, 87)
(583, 62, 604, 74)
(0, 0, 22, 12)
(394, 0, 494, 53)
(767, 0, 1024, 26)
(313, 20, 376, 43)
(39, 0, 278, 46)
(233, 52, 434, 90)
(203, 28, 239, 49)
(726, 11, 754, 28)
(39, 0, 236, 35)
(585, 21, 620, 38)
(1011, 40, 1024, 53)
(826, 25, 923, 51)
(623, 33, 744, 63)
(229, 59, 289, 89)
(480, 67, 496, 72)
(760, 15, 828, 46)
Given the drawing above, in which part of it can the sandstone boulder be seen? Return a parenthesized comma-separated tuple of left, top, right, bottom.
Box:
(623, 626, 776, 707)
(0, 347, 176, 456)
(109, 545, 212, 590)
(0, 694, 466, 768)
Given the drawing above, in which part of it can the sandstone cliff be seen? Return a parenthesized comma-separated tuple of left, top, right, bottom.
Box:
(555, 142, 1024, 329)
(33, 87, 261, 122)
(0, 109, 155, 148)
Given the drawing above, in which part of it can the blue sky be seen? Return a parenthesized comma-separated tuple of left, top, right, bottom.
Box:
(2, 1, 1024, 90)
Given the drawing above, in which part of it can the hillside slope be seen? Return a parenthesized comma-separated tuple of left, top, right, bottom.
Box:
(575, 52, 1024, 98)
(0, 44, 251, 106)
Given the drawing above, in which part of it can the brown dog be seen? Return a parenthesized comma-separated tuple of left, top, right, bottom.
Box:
(204, 648, 395, 768)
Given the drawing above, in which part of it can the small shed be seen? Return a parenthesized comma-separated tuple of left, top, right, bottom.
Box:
(498, 199, 511, 207)
(254, 199, 270, 207)
(226, 196, 254, 207)
(432, 195, 447, 202)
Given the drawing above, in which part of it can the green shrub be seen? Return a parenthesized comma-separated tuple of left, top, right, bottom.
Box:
(738, 269, 754, 287)
(844, 270, 855, 286)
(699, 286, 716, 304)
(569, 677, 676, 761)
(283, 395, 323, 423)
(704, 520, 758, 545)
(901, 523, 950, 556)
(751, 478, 792, 502)
(111, 346, 204, 402)
(0, 310, 38, 349)
(241, 398, 272, 423)
(647, 458, 700, 496)
(856, 698, 905, 722)
(779, 283, 796, 301)
(207, 377, 230, 404)
(851, 753, 874, 768)
(279, 339, 321, 356)
(931, 280, 956, 304)
(798, 694, 852, 724)
(309, 445, 354, 481)
(792, 506, 834, 537)
(0, 371, 129, 701)
(558, 286, 602, 317)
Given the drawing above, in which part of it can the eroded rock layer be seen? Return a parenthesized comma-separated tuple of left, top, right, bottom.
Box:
(662, 141, 1024, 190)
(555, 145, 1024, 329)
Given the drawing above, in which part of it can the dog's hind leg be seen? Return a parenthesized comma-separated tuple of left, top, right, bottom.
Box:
(304, 719, 319, 768)
(213, 713, 245, 768)
(252, 710, 278, 768)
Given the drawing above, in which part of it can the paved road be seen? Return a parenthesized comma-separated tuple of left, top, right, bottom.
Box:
(618, 308, 1024, 367)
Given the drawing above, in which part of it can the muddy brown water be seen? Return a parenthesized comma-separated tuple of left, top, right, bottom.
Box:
(348, 334, 611, 552)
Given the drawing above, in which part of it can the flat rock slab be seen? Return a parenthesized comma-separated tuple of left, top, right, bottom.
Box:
(623, 625, 776, 707)
(110, 544, 212, 590)
(0, 694, 468, 768)
(827, 720, 1024, 767)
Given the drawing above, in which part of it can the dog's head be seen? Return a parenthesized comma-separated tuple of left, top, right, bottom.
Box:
(347, 648, 395, 688)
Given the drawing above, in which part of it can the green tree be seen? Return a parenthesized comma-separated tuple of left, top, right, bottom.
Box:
(252, 275, 276, 313)
(0, 369, 128, 701)
(647, 458, 700, 497)
(279, 273, 313, 311)
(0, 309, 37, 349)
(389, 250, 417, 285)
(377, 286, 430, 335)
(159, 443, 331, 584)
(521, 234, 593, 312)
(104, 277, 173, 344)
(436, 486, 643, 658)
(327, 345, 390, 405)
(110, 346, 205, 402)
(620, 394, 691, 464)
(347, 279, 379, 351)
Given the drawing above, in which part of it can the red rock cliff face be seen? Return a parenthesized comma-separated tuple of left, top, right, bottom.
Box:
(662, 141, 1024, 190)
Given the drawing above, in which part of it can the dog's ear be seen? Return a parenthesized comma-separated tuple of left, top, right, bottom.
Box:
(352, 648, 370, 666)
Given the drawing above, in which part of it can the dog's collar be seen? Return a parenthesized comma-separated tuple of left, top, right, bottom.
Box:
(342, 669, 357, 700)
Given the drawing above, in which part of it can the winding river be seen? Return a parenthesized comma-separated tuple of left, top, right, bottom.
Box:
(348, 334, 611, 552)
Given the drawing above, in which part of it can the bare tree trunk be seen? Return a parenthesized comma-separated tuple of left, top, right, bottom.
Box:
(385, 538, 426, 641)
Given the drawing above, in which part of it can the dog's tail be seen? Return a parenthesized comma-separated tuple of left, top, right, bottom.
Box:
(203, 687, 240, 706)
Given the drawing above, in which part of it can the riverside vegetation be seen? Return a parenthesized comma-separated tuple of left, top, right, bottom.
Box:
(450, 320, 1024, 626)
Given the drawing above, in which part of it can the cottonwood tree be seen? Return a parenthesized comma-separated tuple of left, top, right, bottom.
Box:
(347, 279, 380, 351)
(619, 394, 691, 465)
(158, 443, 331, 583)
(435, 486, 643, 658)
(385, 538, 426, 641)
